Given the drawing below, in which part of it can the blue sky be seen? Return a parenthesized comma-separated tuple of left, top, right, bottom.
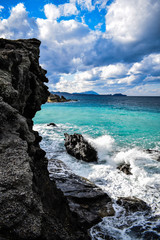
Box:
(0, 0, 160, 95)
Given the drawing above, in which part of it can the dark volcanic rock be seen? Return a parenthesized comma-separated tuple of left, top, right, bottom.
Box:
(47, 93, 72, 102)
(146, 149, 160, 161)
(47, 122, 57, 127)
(0, 38, 105, 240)
(49, 159, 114, 228)
(64, 133, 98, 162)
(117, 163, 132, 175)
(117, 197, 151, 213)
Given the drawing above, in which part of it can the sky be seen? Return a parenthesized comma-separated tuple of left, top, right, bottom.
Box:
(0, 0, 160, 95)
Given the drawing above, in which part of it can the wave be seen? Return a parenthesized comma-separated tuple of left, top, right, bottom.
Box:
(33, 123, 160, 239)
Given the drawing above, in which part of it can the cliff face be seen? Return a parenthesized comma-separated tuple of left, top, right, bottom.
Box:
(0, 39, 112, 240)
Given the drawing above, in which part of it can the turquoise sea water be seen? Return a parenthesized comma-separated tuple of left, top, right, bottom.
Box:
(34, 95, 160, 149)
(34, 95, 160, 240)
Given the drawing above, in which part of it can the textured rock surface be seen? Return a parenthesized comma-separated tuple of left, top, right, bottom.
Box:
(47, 93, 72, 103)
(0, 38, 104, 240)
(49, 159, 114, 228)
(64, 133, 98, 162)
(146, 149, 160, 162)
(117, 197, 151, 213)
(117, 163, 132, 175)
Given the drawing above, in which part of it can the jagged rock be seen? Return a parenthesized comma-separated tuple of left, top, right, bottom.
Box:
(117, 163, 132, 175)
(47, 122, 57, 127)
(116, 197, 151, 213)
(146, 149, 160, 161)
(49, 159, 114, 228)
(0, 38, 101, 240)
(47, 93, 71, 103)
(64, 133, 98, 162)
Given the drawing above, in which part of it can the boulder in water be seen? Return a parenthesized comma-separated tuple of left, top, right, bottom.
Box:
(47, 93, 71, 103)
(117, 197, 151, 213)
(47, 122, 57, 127)
(146, 149, 160, 162)
(64, 133, 98, 162)
(49, 159, 114, 227)
(117, 163, 132, 175)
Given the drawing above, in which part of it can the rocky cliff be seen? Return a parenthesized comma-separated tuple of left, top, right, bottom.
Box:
(0, 39, 112, 240)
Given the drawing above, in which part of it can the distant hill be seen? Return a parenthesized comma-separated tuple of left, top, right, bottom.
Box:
(51, 91, 126, 96)
(51, 91, 72, 95)
(51, 91, 99, 95)
(73, 91, 99, 95)
(112, 93, 127, 96)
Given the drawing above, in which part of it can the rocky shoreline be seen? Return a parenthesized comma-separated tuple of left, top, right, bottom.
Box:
(0, 38, 155, 240)
(47, 93, 77, 103)
(0, 38, 96, 240)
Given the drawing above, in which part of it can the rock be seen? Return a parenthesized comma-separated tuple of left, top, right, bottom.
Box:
(64, 133, 98, 162)
(116, 197, 151, 213)
(146, 149, 160, 161)
(49, 159, 114, 228)
(142, 231, 160, 240)
(47, 93, 71, 103)
(117, 163, 132, 175)
(47, 123, 57, 127)
(0, 38, 100, 240)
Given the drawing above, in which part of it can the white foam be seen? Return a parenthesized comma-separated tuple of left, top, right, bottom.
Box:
(34, 123, 160, 239)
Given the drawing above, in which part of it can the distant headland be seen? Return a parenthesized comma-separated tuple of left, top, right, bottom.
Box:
(51, 91, 127, 96)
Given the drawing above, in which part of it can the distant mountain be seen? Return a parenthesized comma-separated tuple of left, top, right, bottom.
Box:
(73, 91, 99, 95)
(113, 93, 127, 96)
(51, 91, 72, 95)
(51, 91, 99, 95)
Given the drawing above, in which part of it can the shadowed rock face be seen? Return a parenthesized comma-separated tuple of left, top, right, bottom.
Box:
(0, 39, 112, 240)
(117, 197, 151, 213)
(49, 159, 114, 229)
(64, 133, 98, 162)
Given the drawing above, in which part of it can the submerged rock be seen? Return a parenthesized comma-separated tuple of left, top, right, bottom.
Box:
(49, 159, 114, 228)
(117, 163, 132, 175)
(117, 197, 151, 213)
(64, 133, 98, 162)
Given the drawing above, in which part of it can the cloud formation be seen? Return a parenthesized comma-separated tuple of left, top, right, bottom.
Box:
(0, 0, 159, 95)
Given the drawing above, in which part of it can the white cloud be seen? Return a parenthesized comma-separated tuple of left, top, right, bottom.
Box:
(94, 0, 109, 11)
(44, 4, 60, 20)
(0, 2, 159, 96)
(100, 64, 128, 79)
(129, 54, 160, 76)
(36, 17, 98, 78)
(125, 84, 160, 96)
(0, 3, 37, 39)
(76, 0, 95, 11)
(55, 73, 94, 93)
(0, 5, 4, 12)
(106, 0, 160, 43)
(44, 2, 78, 20)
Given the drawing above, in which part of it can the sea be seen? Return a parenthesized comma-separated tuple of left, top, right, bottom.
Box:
(33, 94, 160, 240)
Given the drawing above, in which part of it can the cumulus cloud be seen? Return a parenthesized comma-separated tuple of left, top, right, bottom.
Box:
(106, 0, 160, 43)
(54, 53, 160, 94)
(36, 17, 99, 82)
(0, 3, 37, 39)
(0, 1, 159, 95)
(44, 2, 79, 20)
(76, 0, 95, 11)
(94, 0, 109, 11)
(84, 0, 160, 67)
